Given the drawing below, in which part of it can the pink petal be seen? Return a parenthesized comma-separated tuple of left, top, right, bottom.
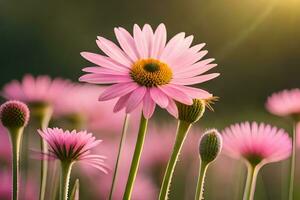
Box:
(82, 67, 127, 75)
(160, 32, 185, 60)
(80, 52, 129, 73)
(166, 98, 178, 118)
(169, 85, 212, 99)
(174, 58, 216, 74)
(114, 27, 138, 61)
(151, 23, 167, 58)
(99, 82, 139, 101)
(150, 87, 169, 108)
(142, 24, 154, 58)
(133, 24, 148, 58)
(171, 73, 220, 85)
(143, 90, 156, 118)
(125, 86, 147, 113)
(159, 85, 193, 105)
(113, 93, 132, 112)
(161, 35, 193, 63)
(174, 64, 217, 79)
(96, 37, 132, 66)
(79, 74, 131, 84)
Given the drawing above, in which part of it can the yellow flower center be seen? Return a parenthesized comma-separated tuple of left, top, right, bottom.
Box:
(130, 58, 173, 87)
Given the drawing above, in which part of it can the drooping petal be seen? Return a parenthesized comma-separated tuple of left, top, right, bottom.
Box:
(125, 86, 147, 113)
(143, 89, 156, 118)
(99, 82, 139, 101)
(159, 85, 193, 105)
(150, 87, 169, 108)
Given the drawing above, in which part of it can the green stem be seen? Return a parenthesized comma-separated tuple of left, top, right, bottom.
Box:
(38, 108, 52, 200)
(59, 162, 73, 200)
(109, 114, 130, 200)
(123, 113, 148, 200)
(243, 164, 259, 200)
(195, 161, 208, 200)
(159, 120, 192, 200)
(9, 127, 24, 200)
(288, 122, 297, 200)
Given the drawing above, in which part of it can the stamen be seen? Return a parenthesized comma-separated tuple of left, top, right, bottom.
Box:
(130, 58, 173, 87)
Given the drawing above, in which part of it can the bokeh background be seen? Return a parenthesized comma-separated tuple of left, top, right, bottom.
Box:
(1, 0, 300, 199)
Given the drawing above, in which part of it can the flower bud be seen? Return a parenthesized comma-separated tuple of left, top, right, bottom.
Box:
(0, 100, 30, 128)
(199, 129, 222, 163)
(177, 99, 206, 123)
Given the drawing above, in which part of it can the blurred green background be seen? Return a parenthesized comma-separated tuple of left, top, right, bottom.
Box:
(1, 0, 300, 126)
(1, 0, 300, 199)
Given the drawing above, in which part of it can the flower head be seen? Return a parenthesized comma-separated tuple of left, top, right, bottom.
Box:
(266, 89, 300, 119)
(38, 128, 108, 173)
(199, 129, 222, 163)
(80, 24, 219, 118)
(221, 122, 292, 166)
(0, 100, 30, 129)
(53, 84, 124, 132)
(2, 75, 72, 107)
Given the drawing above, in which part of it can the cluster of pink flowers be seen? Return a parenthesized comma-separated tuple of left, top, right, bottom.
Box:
(0, 23, 297, 200)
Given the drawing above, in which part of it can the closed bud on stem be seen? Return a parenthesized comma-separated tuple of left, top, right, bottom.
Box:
(0, 100, 30, 129)
(199, 129, 222, 164)
(177, 99, 206, 123)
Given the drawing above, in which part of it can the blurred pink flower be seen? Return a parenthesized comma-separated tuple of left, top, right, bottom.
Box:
(266, 89, 300, 117)
(0, 171, 37, 200)
(221, 122, 292, 165)
(38, 128, 108, 173)
(0, 125, 11, 167)
(53, 84, 125, 133)
(78, 137, 157, 199)
(2, 74, 72, 106)
(80, 24, 219, 118)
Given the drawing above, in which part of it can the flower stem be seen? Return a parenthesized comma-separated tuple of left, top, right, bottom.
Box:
(38, 107, 52, 200)
(195, 161, 208, 200)
(109, 114, 130, 200)
(123, 113, 148, 200)
(243, 163, 259, 200)
(9, 127, 24, 200)
(288, 122, 297, 200)
(159, 120, 192, 200)
(59, 162, 73, 200)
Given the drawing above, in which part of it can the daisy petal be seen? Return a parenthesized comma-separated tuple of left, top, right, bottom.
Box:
(96, 37, 132, 66)
(99, 82, 138, 101)
(143, 90, 156, 118)
(150, 87, 169, 108)
(114, 27, 138, 61)
(172, 73, 220, 85)
(126, 86, 147, 113)
(159, 85, 193, 105)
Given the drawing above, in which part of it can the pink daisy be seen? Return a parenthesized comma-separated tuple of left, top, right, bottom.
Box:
(266, 89, 300, 118)
(38, 128, 108, 173)
(53, 84, 125, 133)
(80, 24, 219, 118)
(2, 74, 72, 106)
(221, 122, 292, 166)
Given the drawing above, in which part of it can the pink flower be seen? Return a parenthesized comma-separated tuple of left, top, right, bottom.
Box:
(80, 24, 219, 118)
(53, 84, 125, 133)
(221, 122, 292, 166)
(2, 74, 72, 106)
(0, 125, 11, 167)
(38, 128, 108, 173)
(0, 171, 38, 200)
(266, 89, 300, 117)
(79, 138, 157, 199)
